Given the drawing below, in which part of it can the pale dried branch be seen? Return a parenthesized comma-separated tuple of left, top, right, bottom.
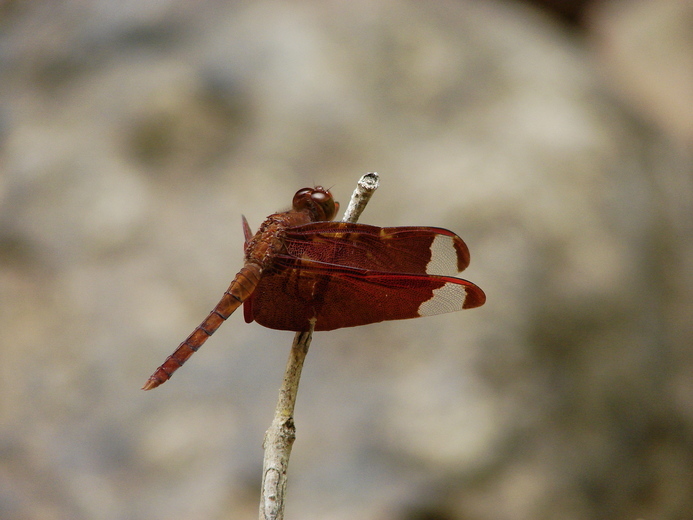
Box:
(258, 173, 379, 520)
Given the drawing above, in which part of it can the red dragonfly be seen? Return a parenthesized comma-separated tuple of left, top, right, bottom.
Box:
(143, 186, 485, 390)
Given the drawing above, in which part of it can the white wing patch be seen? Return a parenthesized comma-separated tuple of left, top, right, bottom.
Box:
(426, 234, 460, 276)
(418, 282, 467, 317)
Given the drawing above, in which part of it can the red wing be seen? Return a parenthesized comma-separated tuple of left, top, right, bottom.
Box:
(283, 222, 471, 276)
(244, 256, 485, 331)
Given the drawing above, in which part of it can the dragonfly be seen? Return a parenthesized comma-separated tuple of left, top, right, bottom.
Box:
(142, 186, 485, 390)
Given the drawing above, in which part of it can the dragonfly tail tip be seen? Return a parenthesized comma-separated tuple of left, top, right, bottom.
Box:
(141, 378, 161, 391)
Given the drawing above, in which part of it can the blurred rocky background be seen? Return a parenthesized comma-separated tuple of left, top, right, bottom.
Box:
(0, 0, 691, 519)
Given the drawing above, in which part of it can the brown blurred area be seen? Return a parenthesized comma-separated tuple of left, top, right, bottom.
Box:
(0, 1, 691, 519)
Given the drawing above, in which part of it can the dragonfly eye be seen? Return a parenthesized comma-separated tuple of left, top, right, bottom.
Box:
(293, 186, 339, 221)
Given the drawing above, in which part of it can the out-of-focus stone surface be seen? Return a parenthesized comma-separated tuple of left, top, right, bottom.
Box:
(587, 0, 693, 149)
(0, 1, 691, 519)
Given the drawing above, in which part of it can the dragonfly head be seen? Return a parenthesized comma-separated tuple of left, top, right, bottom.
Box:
(292, 186, 339, 222)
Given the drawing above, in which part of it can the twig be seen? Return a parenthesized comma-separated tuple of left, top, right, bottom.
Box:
(258, 173, 379, 520)
(341, 172, 379, 223)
